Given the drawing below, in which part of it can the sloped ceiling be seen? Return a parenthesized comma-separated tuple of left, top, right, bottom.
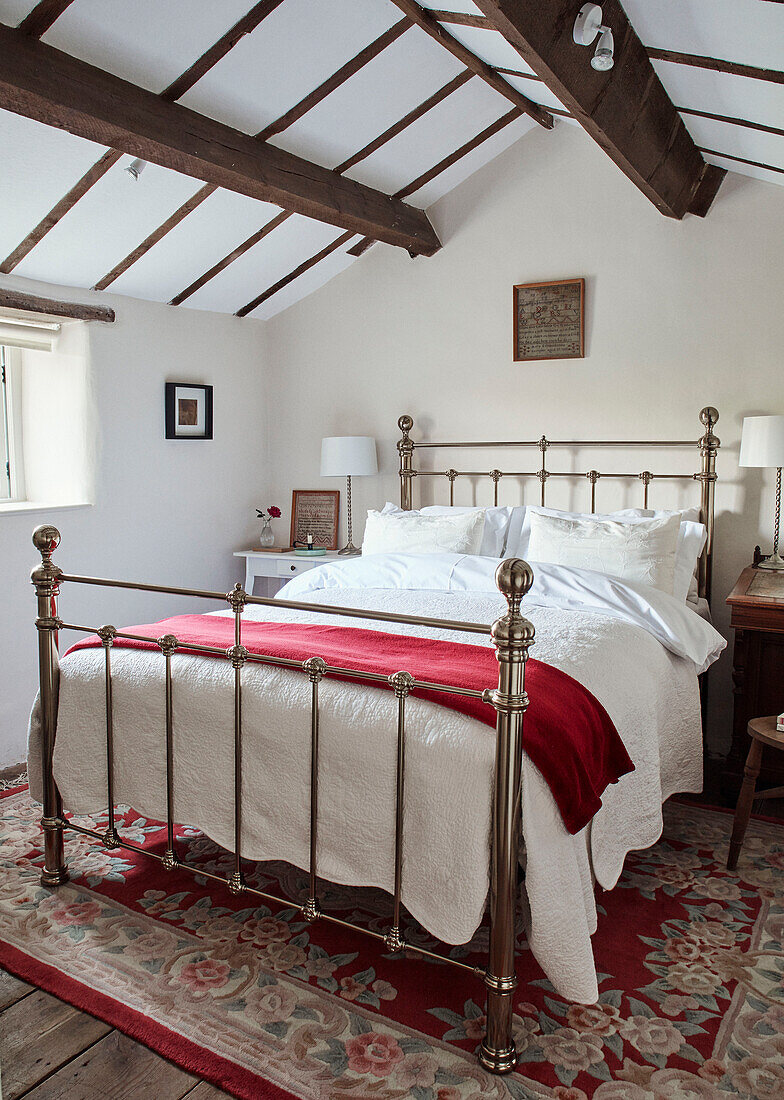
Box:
(0, 0, 780, 320)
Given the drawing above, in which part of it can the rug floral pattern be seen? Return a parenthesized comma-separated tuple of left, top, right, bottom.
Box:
(1, 790, 783, 1100)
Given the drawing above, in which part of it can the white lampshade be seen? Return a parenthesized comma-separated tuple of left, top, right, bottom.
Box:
(739, 415, 784, 468)
(320, 436, 377, 477)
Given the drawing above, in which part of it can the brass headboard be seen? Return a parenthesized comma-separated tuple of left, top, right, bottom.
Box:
(397, 408, 720, 604)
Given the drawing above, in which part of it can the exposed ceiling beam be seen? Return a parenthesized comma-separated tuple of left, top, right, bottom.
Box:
(0, 286, 114, 321)
(168, 71, 474, 307)
(237, 231, 355, 317)
(647, 48, 784, 84)
(389, 0, 552, 129)
(427, 10, 490, 28)
(699, 148, 784, 175)
(17, 0, 74, 38)
(0, 1, 285, 274)
(256, 16, 411, 141)
(0, 25, 441, 256)
(677, 107, 784, 139)
(473, 0, 725, 218)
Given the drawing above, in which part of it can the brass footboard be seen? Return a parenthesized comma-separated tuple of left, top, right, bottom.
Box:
(31, 525, 534, 1075)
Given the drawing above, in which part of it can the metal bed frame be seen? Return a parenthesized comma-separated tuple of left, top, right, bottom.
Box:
(31, 406, 718, 1074)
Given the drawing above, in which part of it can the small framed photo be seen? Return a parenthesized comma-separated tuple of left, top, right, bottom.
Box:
(165, 383, 213, 439)
(290, 490, 340, 549)
(513, 278, 585, 361)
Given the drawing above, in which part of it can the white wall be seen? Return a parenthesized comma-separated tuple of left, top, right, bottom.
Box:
(263, 122, 784, 754)
(0, 275, 269, 767)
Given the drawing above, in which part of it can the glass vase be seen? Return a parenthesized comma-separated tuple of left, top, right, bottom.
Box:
(259, 518, 274, 548)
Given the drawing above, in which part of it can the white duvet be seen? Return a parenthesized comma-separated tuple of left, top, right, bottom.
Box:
(29, 553, 725, 1003)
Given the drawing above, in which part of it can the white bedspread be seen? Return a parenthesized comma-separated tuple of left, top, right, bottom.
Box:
(28, 554, 725, 1003)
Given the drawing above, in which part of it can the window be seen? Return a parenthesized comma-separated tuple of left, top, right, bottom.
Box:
(0, 345, 23, 501)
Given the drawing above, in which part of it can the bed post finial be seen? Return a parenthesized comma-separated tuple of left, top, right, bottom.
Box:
(481, 558, 535, 1074)
(697, 407, 720, 604)
(31, 525, 69, 887)
(398, 415, 414, 510)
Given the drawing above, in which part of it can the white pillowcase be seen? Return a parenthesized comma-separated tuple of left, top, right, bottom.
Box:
(363, 509, 485, 556)
(526, 511, 682, 595)
(380, 502, 511, 556)
(509, 505, 706, 603)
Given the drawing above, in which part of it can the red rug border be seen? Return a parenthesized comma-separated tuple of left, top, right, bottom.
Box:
(0, 940, 296, 1100)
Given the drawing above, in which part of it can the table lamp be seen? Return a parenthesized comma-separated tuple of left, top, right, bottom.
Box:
(739, 414, 784, 571)
(321, 436, 377, 554)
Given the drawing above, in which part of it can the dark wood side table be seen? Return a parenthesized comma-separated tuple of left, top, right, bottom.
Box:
(725, 567, 784, 798)
(727, 716, 784, 870)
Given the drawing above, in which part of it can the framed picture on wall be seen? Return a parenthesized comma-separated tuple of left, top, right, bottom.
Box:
(290, 490, 340, 549)
(165, 383, 213, 439)
(513, 278, 585, 361)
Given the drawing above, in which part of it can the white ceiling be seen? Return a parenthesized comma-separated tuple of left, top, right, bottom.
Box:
(0, 0, 781, 321)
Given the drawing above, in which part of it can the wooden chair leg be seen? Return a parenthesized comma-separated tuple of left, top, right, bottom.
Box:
(727, 739, 763, 871)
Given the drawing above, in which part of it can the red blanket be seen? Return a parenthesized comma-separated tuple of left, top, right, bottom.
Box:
(68, 616, 633, 834)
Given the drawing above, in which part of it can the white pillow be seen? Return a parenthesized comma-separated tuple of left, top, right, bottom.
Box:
(526, 511, 682, 595)
(379, 502, 511, 556)
(511, 505, 705, 603)
(363, 509, 485, 556)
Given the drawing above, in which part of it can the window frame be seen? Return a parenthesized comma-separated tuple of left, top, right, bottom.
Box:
(0, 345, 25, 502)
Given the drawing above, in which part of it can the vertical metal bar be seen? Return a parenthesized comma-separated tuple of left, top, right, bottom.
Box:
(398, 415, 414, 510)
(385, 671, 414, 952)
(538, 436, 548, 506)
(226, 584, 248, 894)
(491, 470, 501, 507)
(302, 656, 326, 922)
(158, 634, 178, 869)
(31, 525, 69, 887)
(479, 558, 535, 1075)
(98, 626, 120, 848)
(447, 469, 457, 506)
(587, 471, 599, 513)
(697, 407, 720, 605)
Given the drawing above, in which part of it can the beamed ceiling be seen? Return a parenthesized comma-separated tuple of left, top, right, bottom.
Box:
(0, 0, 780, 320)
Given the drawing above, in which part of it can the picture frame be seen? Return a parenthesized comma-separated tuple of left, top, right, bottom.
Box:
(165, 382, 213, 439)
(290, 490, 340, 549)
(513, 278, 585, 362)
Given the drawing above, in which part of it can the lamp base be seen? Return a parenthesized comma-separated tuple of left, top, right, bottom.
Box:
(338, 542, 361, 556)
(758, 551, 784, 571)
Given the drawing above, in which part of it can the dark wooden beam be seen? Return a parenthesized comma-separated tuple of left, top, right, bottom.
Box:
(0, 25, 441, 256)
(678, 106, 784, 139)
(0, 286, 114, 321)
(17, 0, 74, 38)
(474, 0, 724, 218)
(170, 211, 293, 306)
(160, 0, 286, 102)
(428, 10, 490, 28)
(389, 0, 552, 128)
(647, 48, 784, 85)
(1, 2, 285, 274)
(0, 149, 122, 273)
(256, 17, 411, 141)
(236, 231, 355, 317)
(348, 105, 524, 257)
(698, 148, 784, 175)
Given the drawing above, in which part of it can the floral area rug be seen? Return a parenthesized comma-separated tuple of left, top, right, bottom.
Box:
(1, 787, 783, 1100)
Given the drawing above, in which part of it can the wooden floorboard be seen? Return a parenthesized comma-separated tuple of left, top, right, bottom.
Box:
(0, 970, 233, 1099)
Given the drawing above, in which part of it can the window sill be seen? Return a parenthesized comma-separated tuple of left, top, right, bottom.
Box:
(0, 501, 93, 517)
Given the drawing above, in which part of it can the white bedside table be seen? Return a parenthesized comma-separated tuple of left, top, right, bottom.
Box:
(234, 549, 342, 596)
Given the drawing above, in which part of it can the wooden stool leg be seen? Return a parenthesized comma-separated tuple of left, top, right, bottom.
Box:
(727, 739, 763, 871)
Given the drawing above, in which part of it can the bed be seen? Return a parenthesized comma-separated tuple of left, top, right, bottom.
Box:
(27, 408, 724, 1074)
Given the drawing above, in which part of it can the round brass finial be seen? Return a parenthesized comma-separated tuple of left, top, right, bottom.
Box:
(700, 406, 719, 427)
(495, 558, 534, 599)
(398, 414, 413, 434)
(32, 525, 60, 555)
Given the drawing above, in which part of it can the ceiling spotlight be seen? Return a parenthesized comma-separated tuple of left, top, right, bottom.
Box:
(125, 158, 147, 181)
(573, 4, 615, 71)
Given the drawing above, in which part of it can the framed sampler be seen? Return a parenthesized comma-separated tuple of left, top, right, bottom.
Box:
(165, 382, 213, 439)
(290, 490, 340, 549)
(513, 278, 585, 362)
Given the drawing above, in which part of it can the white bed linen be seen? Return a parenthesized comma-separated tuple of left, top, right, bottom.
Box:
(28, 554, 725, 1003)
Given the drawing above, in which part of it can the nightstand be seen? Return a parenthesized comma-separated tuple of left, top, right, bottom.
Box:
(233, 549, 342, 596)
(725, 566, 784, 797)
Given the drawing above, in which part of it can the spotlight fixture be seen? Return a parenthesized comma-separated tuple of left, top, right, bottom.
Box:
(125, 158, 147, 181)
(573, 3, 614, 71)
